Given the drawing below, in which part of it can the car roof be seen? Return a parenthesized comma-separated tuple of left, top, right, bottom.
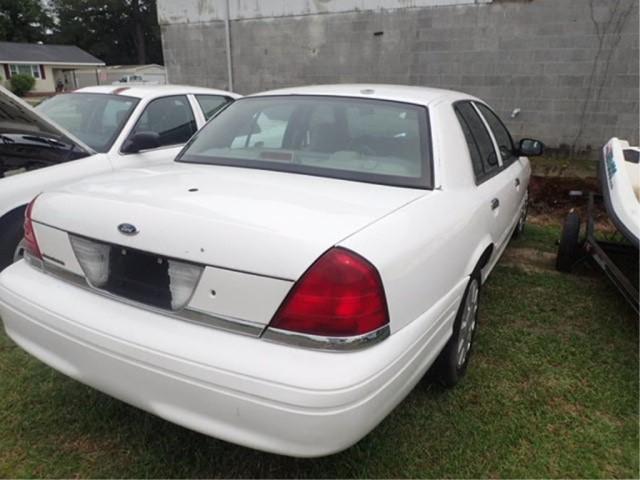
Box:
(74, 84, 241, 100)
(247, 84, 479, 107)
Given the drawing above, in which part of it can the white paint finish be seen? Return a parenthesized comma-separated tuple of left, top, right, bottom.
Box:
(249, 83, 475, 107)
(0, 85, 239, 225)
(75, 84, 238, 100)
(187, 266, 293, 324)
(0, 260, 459, 456)
(0, 84, 532, 457)
(603, 138, 640, 243)
(31, 163, 427, 280)
(32, 223, 84, 276)
(0, 152, 114, 220)
(158, 0, 492, 23)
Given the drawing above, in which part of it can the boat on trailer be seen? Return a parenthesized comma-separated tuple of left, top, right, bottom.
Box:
(601, 138, 639, 247)
(556, 138, 639, 314)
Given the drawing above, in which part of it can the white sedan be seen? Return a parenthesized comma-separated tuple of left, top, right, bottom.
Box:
(0, 85, 543, 457)
(0, 84, 239, 270)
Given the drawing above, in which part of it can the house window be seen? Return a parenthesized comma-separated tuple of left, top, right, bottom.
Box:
(9, 64, 41, 79)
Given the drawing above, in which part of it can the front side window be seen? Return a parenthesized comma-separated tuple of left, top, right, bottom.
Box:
(454, 101, 500, 182)
(130, 95, 197, 148)
(37, 93, 139, 153)
(475, 103, 516, 166)
(178, 96, 432, 188)
(196, 95, 232, 120)
(10, 64, 40, 78)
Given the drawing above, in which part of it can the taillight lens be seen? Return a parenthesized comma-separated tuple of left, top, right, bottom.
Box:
(23, 196, 42, 259)
(269, 248, 389, 337)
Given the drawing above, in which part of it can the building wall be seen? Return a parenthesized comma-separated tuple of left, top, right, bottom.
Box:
(158, 0, 639, 151)
(32, 66, 55, 93)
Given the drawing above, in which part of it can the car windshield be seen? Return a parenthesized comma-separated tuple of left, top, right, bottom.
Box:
(37, 93, 139, 153)
(178, 95, 432, 188)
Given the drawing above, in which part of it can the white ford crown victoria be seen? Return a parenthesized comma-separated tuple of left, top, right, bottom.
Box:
(0, 85, 543, 457)
(0, 85, 239, 270)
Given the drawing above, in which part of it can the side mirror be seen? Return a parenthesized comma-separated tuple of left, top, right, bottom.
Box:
(518, 138, 544, 157)
(122, 131, 160, 154)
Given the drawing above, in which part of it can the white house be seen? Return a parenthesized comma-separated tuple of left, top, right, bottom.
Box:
(0, 41, 104, 95)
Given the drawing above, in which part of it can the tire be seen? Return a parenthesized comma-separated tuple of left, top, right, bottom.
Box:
(556, 211, 581, 273)
(434, 274, 481, 388)
(0, 213, 24, 272)
(512, 190, 529, 239)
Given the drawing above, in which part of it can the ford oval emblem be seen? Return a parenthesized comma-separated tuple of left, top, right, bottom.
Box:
(117, 223, 139, 236)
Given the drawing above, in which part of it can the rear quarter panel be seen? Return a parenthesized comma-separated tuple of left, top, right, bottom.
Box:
(339, 99, 499, 334)
(0, 154, 112, 219)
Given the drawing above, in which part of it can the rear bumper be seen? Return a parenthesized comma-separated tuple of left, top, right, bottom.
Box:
(0, 261, 458, 457)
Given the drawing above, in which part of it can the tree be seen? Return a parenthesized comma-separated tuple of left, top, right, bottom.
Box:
(49, 0, 163, 65)
(0, 0, 53, 42)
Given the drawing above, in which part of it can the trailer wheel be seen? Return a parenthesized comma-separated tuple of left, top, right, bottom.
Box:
(556, 211, 581, 272)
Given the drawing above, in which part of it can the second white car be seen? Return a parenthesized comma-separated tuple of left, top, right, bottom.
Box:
(0, 84, 239, 270)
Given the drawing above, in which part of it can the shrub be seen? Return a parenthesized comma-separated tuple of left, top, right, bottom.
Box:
(10, 74, 36, 97)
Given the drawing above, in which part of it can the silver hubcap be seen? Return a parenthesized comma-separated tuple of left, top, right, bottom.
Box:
(12, 240, 26, 263)
(457, 278, 479, 368)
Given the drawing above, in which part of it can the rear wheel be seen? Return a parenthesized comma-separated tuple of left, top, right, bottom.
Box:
(434, 274, 480, 387)
(556, 211, 581, 273)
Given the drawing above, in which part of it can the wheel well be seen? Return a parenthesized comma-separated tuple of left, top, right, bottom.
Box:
(474, 244, 494, 276)
(0, 205, 26, 233)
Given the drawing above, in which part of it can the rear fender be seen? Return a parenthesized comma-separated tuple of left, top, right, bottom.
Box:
(464, 238, 494, 284)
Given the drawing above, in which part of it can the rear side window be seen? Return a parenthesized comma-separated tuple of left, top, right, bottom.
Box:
(196, 95, 232, 120)
(454, 102, 499, 183)
(455, 108, 483, 179)
(131, 95, 197, 148)
(475, 103, 516, 166)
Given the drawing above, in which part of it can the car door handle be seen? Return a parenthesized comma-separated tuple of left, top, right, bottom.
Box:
(491, 198, 500, 210)
(515, 178, 520, 187)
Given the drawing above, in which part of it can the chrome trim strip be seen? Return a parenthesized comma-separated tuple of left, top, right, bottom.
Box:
(24, 252, 44, 270)
(34, 260, 389, 351)
(40, 260, 265, 338)
(261, 325, 390, 352)
(42, 253, 65, 266)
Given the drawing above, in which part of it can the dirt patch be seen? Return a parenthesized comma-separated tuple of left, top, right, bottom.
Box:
(501, 247, 557, 273)
(529, 175, 598, 214)
(528, 176, 617, 233)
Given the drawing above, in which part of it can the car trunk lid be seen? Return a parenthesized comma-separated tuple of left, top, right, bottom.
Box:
(33, 163, 428, 280)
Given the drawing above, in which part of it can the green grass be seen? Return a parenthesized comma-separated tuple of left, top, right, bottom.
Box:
(0, 223, 637, 478)
(512, 222, 561, 253)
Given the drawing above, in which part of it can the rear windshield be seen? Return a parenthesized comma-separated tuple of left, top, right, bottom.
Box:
(177, 95, 432, 188)
(37, 93, 139, 153)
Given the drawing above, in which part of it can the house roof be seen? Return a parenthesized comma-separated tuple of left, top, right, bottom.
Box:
(0, 41, 104, 66)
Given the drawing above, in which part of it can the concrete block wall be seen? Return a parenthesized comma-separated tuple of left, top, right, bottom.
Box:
(159, 0, 639, 151)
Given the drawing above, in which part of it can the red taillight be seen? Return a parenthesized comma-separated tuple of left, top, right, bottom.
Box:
(269, 248, 389, 337)
(23, 196, 42, 259)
